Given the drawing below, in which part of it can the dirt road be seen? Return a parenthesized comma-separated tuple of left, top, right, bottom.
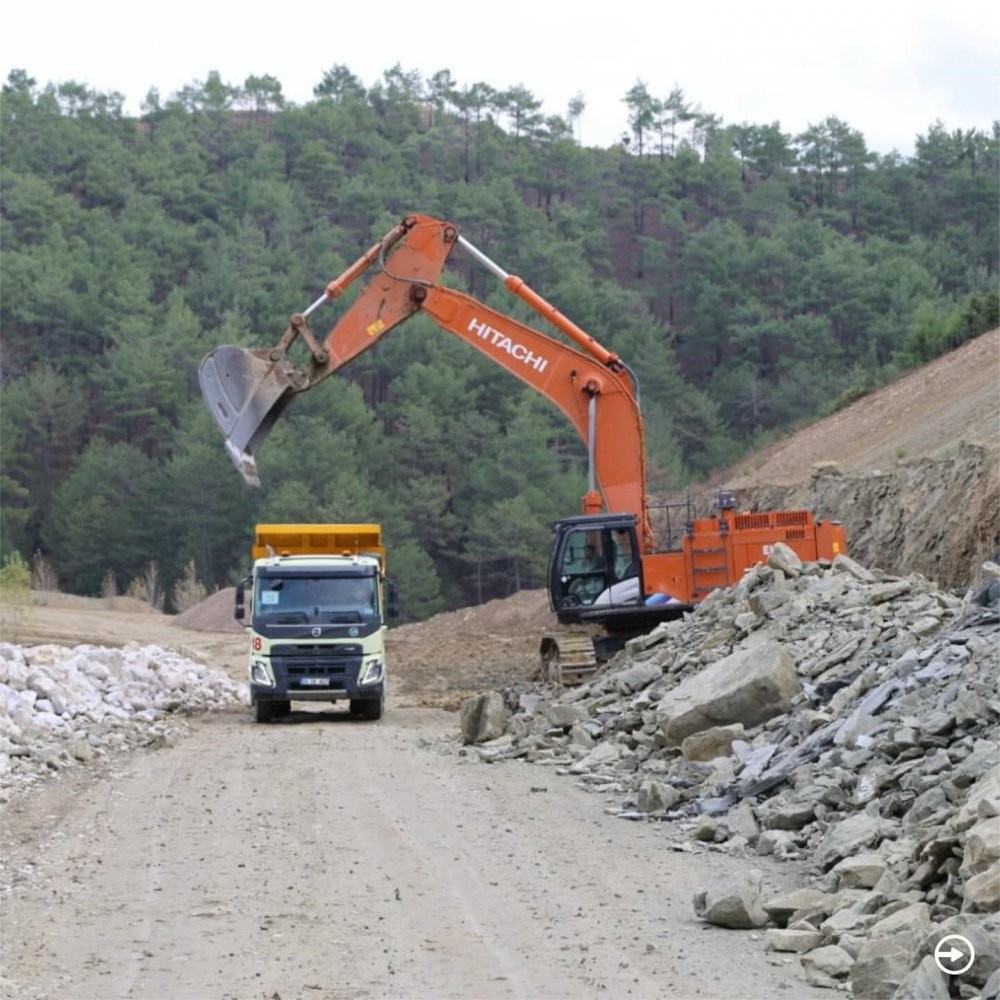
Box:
(0, 696, 830, 1000)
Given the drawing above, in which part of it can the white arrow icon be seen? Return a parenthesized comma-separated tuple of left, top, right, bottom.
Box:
(934, 935, 975, 976)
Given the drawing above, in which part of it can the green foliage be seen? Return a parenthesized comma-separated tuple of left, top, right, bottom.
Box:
(0, 551, 31, 596)
(0, 552, 33, 641)
(0, 366, 85, 554)
(823, 364, 897, 415)
(40, 440, 160, 595)
(171, 559, 208, 613)
(1, 66, 995, 620)
(387, 539, 445, 622)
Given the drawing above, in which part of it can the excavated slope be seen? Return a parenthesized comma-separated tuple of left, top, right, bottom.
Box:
(718, 330, 999, 591)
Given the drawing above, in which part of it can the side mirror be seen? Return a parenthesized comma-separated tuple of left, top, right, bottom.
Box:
(234, 576, 249, 622)
(386, 578, 399, 619)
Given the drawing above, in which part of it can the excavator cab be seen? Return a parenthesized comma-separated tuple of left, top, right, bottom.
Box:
(547, 514, 643, 622)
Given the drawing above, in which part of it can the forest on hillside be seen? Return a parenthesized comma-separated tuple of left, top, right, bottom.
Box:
(1, 65, 997, 619)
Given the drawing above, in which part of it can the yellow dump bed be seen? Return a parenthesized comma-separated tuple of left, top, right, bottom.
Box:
(252, 523, 385, 569)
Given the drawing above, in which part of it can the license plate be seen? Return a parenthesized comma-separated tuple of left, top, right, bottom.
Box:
(300, 677, 329, 687)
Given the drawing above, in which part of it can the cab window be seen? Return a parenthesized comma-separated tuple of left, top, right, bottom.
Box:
(557, 529, 607, 605)
(561, 531, 604, 575)
(610, 528, 637, 580)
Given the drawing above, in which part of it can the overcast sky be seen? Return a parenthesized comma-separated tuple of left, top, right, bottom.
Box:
(2, 0, 996, 156)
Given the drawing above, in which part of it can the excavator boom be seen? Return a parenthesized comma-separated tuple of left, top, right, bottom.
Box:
(199, 215, 457, 485)
(198, 214, 653, 543)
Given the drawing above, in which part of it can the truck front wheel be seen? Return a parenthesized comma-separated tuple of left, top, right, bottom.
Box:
(254, 700, 274, 724)
(352, 696, 383, 721)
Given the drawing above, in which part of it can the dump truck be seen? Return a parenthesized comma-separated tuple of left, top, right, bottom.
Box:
(238, 523, 396, 723)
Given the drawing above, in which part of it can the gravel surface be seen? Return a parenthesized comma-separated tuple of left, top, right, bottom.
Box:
(0, 697, 831, 1000)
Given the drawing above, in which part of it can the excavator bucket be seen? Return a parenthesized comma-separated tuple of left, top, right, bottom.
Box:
(198, 345, 299, 487)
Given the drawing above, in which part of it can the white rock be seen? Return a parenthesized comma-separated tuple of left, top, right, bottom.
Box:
(0, 641, 248, 796)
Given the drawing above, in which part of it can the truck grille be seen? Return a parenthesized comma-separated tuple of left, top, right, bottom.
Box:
(269, 643, 362, 680)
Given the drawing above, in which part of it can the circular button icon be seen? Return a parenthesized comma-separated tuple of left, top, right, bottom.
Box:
(933, 934, 975, 976)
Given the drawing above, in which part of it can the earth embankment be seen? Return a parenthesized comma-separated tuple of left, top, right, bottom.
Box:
(721, 330, 999, 590)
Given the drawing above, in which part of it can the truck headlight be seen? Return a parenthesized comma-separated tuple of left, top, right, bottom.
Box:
(250, 659, 273, 686)
(359, 660, 384, 685)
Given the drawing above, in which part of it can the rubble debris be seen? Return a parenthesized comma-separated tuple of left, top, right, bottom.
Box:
(0, 642, 247, 801)
(692, 869, 768, 928)
(459, 690, 509, 744)
(801, 942, 854, 985)
(656, 640, 800, 744)
(467, 546, 1000, 997)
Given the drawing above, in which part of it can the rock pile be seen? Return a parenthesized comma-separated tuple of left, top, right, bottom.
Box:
(0, 642, 247, 801)
(461, 547, 1000, 998)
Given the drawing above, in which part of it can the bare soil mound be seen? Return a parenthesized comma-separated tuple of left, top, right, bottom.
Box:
(171, 588, 242, 632)
(388, 590, 556, 708)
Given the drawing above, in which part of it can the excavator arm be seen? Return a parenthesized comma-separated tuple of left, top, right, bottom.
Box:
(199, 214, 655, 549)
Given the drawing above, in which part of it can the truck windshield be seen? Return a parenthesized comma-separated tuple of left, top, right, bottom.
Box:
(254, 575, 377, 622)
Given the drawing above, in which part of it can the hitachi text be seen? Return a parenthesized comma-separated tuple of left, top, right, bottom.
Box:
(467, 318, 549, 373)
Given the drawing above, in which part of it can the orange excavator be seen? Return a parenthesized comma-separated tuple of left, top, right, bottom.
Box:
(200, 214, 846, 682)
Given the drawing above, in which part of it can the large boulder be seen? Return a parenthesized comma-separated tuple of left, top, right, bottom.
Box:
(801, 944, 854, 984)
(693, 870, 768, 928)
(961, 815, 1000, 880)
(636, 779, 680, 814)
(813, 812, 889, 871)
(680, 723, 745, 762)
(964, 859, 1000, 912)
(655, 641, 800, 745)
(459, 691, 509, 744)
(832, 853, 889, 890)
(894, 956, 950, 1000)
(955, 763, 1000, 831)
(850, 929, 925, 1000)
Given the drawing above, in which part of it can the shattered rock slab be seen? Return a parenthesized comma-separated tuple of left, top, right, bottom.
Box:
(655, 641, 800, 744)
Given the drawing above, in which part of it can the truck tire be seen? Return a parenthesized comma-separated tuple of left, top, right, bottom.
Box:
(272, 699, 291, 718)
(357, 696, 383, 721)
(253, 700, 274, 724)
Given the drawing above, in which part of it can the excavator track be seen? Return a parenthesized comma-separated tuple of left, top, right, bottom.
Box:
(538, 631, 599, 686)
